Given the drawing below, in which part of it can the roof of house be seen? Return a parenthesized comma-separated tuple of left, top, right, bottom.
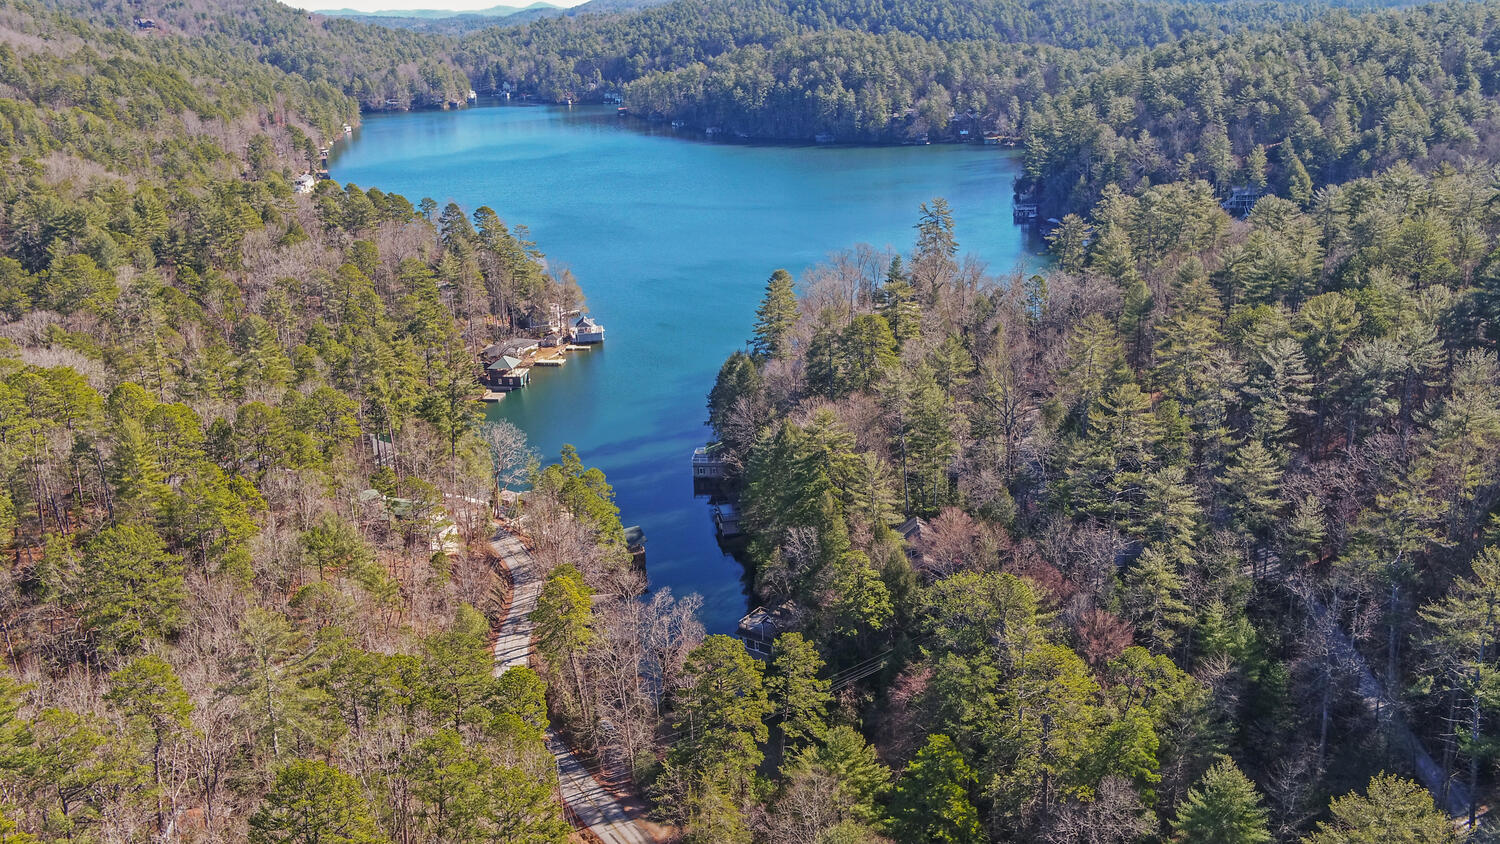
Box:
(487, 355, 524, 371)
(737, 601, 797, 640)
(624, 525, 646, 549)
(898, 516, 929, 543)
(575, 315, 599, 328)
(498, 337, 539, 352)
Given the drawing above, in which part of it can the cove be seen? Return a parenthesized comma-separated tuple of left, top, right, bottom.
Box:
(331, 103, 1040, 634)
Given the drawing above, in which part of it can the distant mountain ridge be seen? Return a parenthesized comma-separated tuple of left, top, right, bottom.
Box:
(319, 2, 559, 18)
(318, 0, 675, 31)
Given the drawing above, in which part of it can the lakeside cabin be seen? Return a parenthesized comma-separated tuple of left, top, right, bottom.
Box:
(738, 601, 796, 657)
(481, 338, 540, 364)
(572, 315, 605, 343)
(293, 174, 317, 195)
(521, 306, 564, 335)
(1223, 186, 1262, 218)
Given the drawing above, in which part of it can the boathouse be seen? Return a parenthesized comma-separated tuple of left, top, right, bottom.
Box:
(572, 315, 605, 344)
(713, 501, 743, 539)
(692, 444, 728, 481)
(486, 356, 530, 391)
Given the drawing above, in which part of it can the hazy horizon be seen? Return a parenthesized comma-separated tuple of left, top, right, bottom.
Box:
(297, 0, 585, 11)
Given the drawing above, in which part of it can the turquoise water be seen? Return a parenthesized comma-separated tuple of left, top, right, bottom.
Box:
(332, 103, 1038, 633)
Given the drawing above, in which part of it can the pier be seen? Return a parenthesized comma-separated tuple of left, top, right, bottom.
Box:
(475, 314, 605, 396)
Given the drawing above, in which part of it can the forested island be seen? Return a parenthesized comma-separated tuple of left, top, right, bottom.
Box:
(4, 0, 1500, 842)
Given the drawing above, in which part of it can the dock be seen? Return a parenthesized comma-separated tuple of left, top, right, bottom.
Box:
(475, 314, 604, 398)
(713, 502, 743, 539)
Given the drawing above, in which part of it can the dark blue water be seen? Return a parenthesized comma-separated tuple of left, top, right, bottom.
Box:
(332, 103, 1038, 633)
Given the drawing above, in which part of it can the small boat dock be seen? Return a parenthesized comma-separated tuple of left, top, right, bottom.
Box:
(712, 501, 742, 539)
(474, 312, 605, 397)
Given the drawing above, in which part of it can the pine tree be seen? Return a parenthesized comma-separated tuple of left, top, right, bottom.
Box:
(879, 257, 922, 348)
(913, 199, 959, 293)
(888, 734, 984, 844)
(249, 760, 387, 844)
(1046, 214, 1093, 274)
(1243, 337, 1313, 453)
(1244, 144, 1268, 191)
(767, 632, 831, 749)
(672, 635, 773, 799)
(786, 725, 890, 825)
(229, 608, 335, 760)
(1284, 149, 1313, 205)
(77, 523, 185, 654)
(1172, 759, 1272, 844)
(827, 550, 894, 644)
(1058, 314, 1130, 417)
(1222, 440, 1284, 543)
(1302, 774, 1455, 844)
(530, 565, 594, 710)
(751, 269, 799, 360)
(992, 642, 1104, 823)
(105, 655, 192, 831)
(1419, 545, 1500, 826)
(841, 314, 898, 392)
(1123, 547, 1192, 651)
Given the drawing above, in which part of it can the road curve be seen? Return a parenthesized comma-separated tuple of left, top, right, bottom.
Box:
(490, 527, 656, 844)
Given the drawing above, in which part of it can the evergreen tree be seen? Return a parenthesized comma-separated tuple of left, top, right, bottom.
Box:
(104, 655, 192, 831)
(77, 524, 185, 654)
(879, 257, 922, 348)
(1123, 547, 1193, 652)
(841, 314, 899, 392)
(888, 734, 984, 844)
(1302, 774, 1456, 844)
(248, 760, 387, 844)
(752, 269, 799, 360)
(787, 725, 890, 825)
(530, 565, 594, 710)
(672, 635, 773, 798)
(767, 632, 831, 749)
(1172, 759, 1272, 844)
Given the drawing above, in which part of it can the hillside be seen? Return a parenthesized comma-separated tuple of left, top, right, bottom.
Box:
(0, 0, 593, 839)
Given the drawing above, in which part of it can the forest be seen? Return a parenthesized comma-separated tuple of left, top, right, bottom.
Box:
(690, 171, 1500, 841)
(0, 0, 592, 840)
(61, 0, 1500, 217)
(7, 0, 1500, 841)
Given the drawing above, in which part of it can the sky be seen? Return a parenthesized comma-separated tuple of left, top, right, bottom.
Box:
(296, 0, 585, 10)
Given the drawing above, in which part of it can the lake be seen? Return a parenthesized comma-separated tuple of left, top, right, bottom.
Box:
(331, 103, 1039, 634)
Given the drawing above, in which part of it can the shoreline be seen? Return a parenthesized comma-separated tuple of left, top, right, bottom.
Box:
(356, 96, 1024, 151)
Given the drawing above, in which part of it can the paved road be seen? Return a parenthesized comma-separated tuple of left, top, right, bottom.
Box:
(492, 531, 539, 674)
(490, 528, 655, 844)
(549, 735, 653, 844)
